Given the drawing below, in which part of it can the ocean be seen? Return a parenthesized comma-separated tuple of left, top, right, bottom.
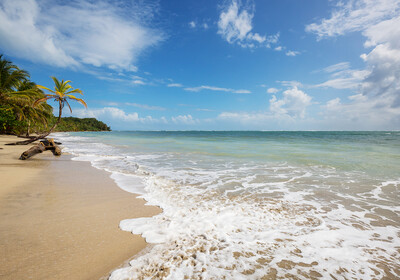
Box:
(53, 131, 400, 279)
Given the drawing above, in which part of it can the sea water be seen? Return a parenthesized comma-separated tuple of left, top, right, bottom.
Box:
(53, 131, 400, 279)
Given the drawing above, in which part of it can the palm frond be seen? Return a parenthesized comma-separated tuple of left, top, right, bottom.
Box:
(66, 94, 88, 108)
(37, 84, 55, 93)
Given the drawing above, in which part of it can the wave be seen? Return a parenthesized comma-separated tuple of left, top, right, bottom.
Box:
(54, 132, 400, 279)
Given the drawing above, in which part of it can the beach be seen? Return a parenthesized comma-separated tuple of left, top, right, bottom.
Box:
(0, 135, 160, 280)
(2, 131, 399, 279)
(58, 131, 400, 280)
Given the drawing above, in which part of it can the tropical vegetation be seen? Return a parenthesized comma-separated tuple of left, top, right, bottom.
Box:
(0, 54, 110, 136)
(53, 117, 110, 132)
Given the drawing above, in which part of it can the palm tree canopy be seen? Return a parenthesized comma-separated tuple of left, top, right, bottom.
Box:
(35, 76, 87, 111)
(0, 54, 30, 95)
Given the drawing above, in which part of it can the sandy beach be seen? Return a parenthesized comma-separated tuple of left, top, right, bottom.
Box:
(0, 135, 161, 280)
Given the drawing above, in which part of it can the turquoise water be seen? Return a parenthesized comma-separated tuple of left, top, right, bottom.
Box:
(55, 131, 400, 279)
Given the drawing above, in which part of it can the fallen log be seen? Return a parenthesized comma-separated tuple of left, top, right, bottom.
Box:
(6, 134, 47, 145)
(19, 139, 62, 160)
(7, 135, 62, 146)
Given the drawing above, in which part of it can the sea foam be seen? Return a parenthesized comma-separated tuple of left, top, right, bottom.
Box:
(54, 132, 400, 280)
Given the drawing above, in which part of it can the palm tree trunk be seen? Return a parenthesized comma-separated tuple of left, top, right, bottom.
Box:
(47, 101, 62, 134)
(26, 120, 30, 137)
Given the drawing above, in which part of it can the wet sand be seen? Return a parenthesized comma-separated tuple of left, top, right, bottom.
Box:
(0, 135, 161, 280)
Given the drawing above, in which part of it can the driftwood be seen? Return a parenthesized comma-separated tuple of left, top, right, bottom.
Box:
(7, 134, 62, 146)
(19, 138, 61, 160)
(7, 134, 49, 145)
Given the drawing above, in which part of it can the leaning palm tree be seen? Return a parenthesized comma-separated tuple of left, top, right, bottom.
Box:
(7, 77, 87, 145)
(35, 76, 87, 134)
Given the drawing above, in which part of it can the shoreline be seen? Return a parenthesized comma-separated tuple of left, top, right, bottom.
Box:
(0, 135, 161, 280)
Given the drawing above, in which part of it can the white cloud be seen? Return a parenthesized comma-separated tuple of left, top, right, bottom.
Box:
(323, 62, 350, 73)
(218, 112, 275, 123)
(274, 46, 283, 51)
(103, 101, 120, 106)
(189, 21, 196, 28)
(305, 0, 400, 39)
(363, 16, 400, 48)
(167, 83, 183, 87)
(184, 85, 251, 94)
(0, 0, 163, 70)
(75, 107, 140, 122)
(185, 86, 229, 92)
(125, 103, 166, 111)
(269, 87, 312, 118)
(196, 108, 215, 112)
(217, 86, 312, 129)
(132, 80, 146, 85)
(320, 95, 400, 130)
(203, 23, 209, 29)
(233, 89, 251, 94)
(286, 50, 300, 57)
(279, 80, 303, 88)
(171, 115, 199, 125)
(267, 88, 279, 94)
(218, 0, 254, 42)
(314, 69, 370, 89)
(308, 0, 400, 128)
(217, 0, 278, 48)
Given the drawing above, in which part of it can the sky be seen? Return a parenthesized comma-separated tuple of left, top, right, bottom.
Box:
(1, 0, 399, 130)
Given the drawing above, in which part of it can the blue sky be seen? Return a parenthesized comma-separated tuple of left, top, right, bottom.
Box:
(1, 0, 399, 130)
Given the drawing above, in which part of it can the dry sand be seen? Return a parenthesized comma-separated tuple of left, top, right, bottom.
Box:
(0, 135, 161, 280)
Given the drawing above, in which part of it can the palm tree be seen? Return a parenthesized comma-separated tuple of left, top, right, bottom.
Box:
(1, 55, 52, 136)
(0, 54, 31, 109)
(35, 76, 87, 134)
(7, 76, 87, 145)
(0, 54, 29, 97)
(16, 81, 53, 136)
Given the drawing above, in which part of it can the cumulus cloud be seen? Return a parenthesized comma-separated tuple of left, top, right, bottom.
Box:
(75, 107, 202, 128)
(184, 85, 251, 94)
(171, 115, 199, 125)
(216, 85, 312, 130)
(307, 0, 400, 126)
(217, 0, 278, 48)
(321, 94, 400, 130)
(0, 0, 163, 70)
(74, 107, 156, 123)
(267, 88, 279, 94)
(269, 87, 312, 119)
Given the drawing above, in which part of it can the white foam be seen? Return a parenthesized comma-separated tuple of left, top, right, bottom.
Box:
(54, 133, 400, 280)
(110, 173, 146, 195)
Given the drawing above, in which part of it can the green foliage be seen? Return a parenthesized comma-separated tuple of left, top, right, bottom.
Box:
(52, 117, 111, 132)
(0, 54, 111, 135)
(36, 76, 87, 134)
(0, 105, 17, 134)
